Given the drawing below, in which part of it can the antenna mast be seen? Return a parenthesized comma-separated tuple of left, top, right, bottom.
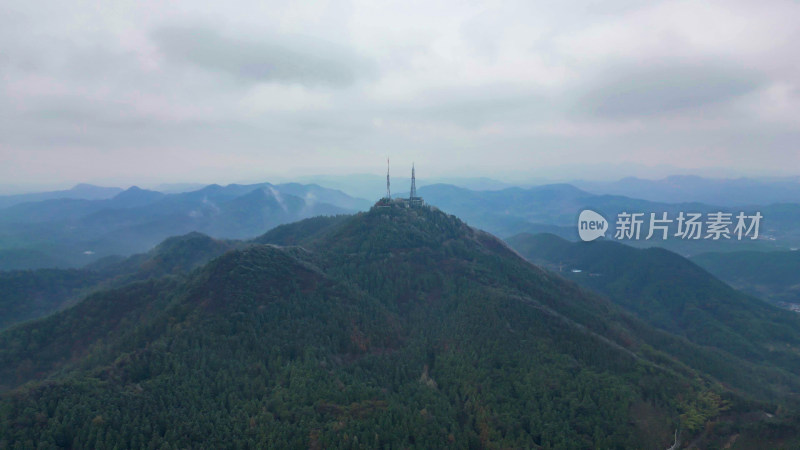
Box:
(386, 157, 391, 199)
(410, 163, 417, 198)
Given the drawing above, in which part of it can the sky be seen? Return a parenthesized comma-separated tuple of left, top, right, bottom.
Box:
(1, 0, 799, 192)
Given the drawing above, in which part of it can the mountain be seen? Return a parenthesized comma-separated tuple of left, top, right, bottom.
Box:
(108, 186, 165, 208)
(506, 232, 800, 394)
(692, 250, 800, 308)
(0, 232, 237, 331)
(87, 231, 238, 282)
(0, 184, 123, 209)
(574, 175, 800, 206)
(2, 206, 798, 447)
(0, 182, 365, 270)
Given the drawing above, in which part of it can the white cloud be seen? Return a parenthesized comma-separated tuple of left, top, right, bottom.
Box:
(0, 0, 798, 186)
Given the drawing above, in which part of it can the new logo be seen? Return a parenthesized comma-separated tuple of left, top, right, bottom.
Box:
(578, 209, 608, 242)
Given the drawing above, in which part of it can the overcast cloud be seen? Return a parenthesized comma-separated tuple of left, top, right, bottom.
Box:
(1, 0, 799, 189)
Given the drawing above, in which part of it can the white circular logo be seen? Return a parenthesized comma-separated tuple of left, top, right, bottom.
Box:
(578, 209, 608, 241)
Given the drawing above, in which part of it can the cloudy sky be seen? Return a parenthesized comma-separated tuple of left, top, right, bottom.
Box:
(1, 0, 798, 191)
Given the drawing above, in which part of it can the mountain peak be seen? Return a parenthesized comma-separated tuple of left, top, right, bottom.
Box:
(111, 186, 164, 207)
(324, 203, 470, 247)
(294, 204, 526, 274)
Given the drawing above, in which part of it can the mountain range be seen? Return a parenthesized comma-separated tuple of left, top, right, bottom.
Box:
(291, 174, 800, 207)
(418, 183, 800, 255)
(5, 177, 800, 272)
(0, 182, 370, 270)
(0, 184, 124, 210)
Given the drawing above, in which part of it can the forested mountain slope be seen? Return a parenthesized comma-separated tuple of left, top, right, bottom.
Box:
(0, 232, 237, 331)
(507, 233, 800, 401)
(1, 207, 798, 448)
(692, 250, 800, 306)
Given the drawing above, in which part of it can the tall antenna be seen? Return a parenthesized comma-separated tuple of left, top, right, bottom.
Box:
(410, 162, 417, 198)
(386, 157, 391, 199)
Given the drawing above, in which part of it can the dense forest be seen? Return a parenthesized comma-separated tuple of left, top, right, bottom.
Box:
(0, 232, 237, 331)
(692, 249, 800, 305)
(1, 207, 799, 448)
(506, 232, 800, 404)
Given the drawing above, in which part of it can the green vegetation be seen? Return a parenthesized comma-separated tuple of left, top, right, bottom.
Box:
(507, 232, 800, 406)
(692, 250, 800, 305)
(1, 208, 799, 448)
(0, 269, 104, 330)
(252, 214, 351, 247)
(0, 232, 235, 331)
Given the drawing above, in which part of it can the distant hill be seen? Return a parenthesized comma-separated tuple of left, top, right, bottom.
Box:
(0, 182, 367, 270)
(692, 250, 800, 306)
(3, 206, 798, 447)
(418, 183, 800, 254)
(0, 232, 237, 330)
(108, 186, 165, 208)
(0, 184, 123, 209)
(87, 231, 238, 282)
